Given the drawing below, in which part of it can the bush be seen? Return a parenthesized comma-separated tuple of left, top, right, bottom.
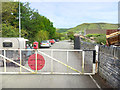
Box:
(86, 34, 105, 38)
(60, 37, 65, 40)
(67, 31, 74, 40)
(86, 34, 93, 38)
(95, 35, 106, 45)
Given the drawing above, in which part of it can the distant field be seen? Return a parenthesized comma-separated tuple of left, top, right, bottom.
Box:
(57, 23, 118, 34)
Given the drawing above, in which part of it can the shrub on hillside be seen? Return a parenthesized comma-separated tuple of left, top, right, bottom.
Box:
(86, 34, 105, 38)
(60, 37, 65, 40)
(95, 35, 106, 45)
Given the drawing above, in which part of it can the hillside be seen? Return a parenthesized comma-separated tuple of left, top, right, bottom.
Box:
(56, 28, 70, 33)
(57, 23, 118, 34)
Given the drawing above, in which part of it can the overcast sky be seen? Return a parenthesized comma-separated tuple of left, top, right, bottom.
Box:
(29, 1, 118, 28)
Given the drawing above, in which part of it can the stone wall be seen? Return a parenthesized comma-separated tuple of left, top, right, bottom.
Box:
(80, 41, 120, 88)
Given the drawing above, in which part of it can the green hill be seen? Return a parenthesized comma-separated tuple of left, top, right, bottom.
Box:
(57, 23, 118, 34)
(56, 28, 70, 33)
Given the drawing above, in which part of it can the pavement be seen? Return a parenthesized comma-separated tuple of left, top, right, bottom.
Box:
(0, 40, 111, 89)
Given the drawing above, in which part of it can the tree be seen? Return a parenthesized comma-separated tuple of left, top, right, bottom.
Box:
(2, 2, 56, 42)
(53, 32, 62, 40)
(35, 30, 49, 43)
(2, 2, 18, 25)
(2, 23, 18, 37)
(67, 31, 74, 40)
(2, 23, 28, 37)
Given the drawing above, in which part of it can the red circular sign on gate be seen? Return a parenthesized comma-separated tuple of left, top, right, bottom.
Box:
(28, 54, 45, 70)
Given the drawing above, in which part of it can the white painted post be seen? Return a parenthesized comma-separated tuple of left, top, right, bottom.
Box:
(20, 49, 22, 73)
(95, 45, 99, 73)
(35, 50, 37, 73)
(4, 50, 6, 72)
(51, 50, 53, 74)
(82, 51, 85, 73)
(92, 64, 96, 74)
(67, 50, 69, 73)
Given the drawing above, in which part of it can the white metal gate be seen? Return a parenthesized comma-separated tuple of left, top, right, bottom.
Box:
(0, 48, 98, 75)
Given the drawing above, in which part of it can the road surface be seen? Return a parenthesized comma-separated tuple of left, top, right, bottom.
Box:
(0, 40, 109, 89)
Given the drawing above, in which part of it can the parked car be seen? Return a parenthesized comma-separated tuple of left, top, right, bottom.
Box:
(55, 39, 59, 42)
(53, 39, 56, 43)
(40, 40, 51, 48)
(48, 39, 55, 44)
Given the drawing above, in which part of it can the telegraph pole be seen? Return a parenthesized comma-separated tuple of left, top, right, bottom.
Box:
(19, 0, 21, 38)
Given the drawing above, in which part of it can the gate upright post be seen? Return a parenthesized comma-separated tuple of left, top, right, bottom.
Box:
(51, 50, 53, 74)
(20, 49, 22, 73)
(82, 51, 85, 73)
(95, 45, 99, 73)
(4, 50, 6, 72)
(35, 49, 37, 73)
(67, 50, 69, 73)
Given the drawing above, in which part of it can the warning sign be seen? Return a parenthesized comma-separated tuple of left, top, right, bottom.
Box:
(28, 54, 45, 70)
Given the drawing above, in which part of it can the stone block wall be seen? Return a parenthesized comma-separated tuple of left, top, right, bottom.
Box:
(80, 41, 120, 88)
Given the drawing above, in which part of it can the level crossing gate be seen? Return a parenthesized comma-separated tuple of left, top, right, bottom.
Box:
(0, 48, 99, 75)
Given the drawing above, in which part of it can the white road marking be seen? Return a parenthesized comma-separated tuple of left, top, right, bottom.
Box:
(89, 75, 102, 90)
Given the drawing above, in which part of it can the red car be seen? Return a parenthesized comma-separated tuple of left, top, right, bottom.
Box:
(49, 39, 55, 44)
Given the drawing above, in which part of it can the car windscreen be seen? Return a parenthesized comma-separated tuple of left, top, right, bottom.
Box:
(41, 41, 48, 43)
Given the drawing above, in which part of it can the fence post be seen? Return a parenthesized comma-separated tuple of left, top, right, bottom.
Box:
(4, 50, 6, 72)
(95, 45, 99, 73)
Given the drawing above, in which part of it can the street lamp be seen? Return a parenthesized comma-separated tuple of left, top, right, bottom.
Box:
(19, 0, 21, 38)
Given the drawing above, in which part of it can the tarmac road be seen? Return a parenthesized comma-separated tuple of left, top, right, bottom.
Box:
(0, 40, 100, 88)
